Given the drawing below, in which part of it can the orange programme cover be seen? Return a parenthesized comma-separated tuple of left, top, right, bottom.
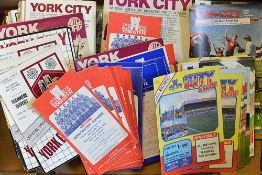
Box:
(108, 67, 143, 169)
(77, 66, 143, 172)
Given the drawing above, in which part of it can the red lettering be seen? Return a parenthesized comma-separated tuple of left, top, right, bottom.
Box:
(47, 142, 58, 152)
(209, 11, 215, 18)
(109, 0, 149, 8)
(50, 137, 62, 148)
(218, 11, 224, 17)
(38, 4, 47, 12)
(24, 146, 34, 157)
(153, 0, 164, 10)
(229, 84, 234, 92)
(9, 42, 18, 47)
(55, 4, 63, 13)
(169, 0, 177, 10)
(75, 5, 82, 13)
(139, 0, 150, 8)
(30, 3, 38, 12)
(193, 78, 198, 88)
(43, 146, 53, 157)
(58, 32, 66, 45)
(128, 0, 138, 7)
(109, 0, 114, 5)
(114, 0, 127, 6)
(46, 4, 55, 12)
(38, 149, 49, 159)
(235, 10, 240, 18)
(32, 3, 63, 13)
(199, 77, 204, 87)
(56, 133, 66, 143)
(180, 0, 190, 11)
(165, 0, 169, 10)
(22, 38, 33, 44)
(84, 6, 92, 14)
(65, 5, 73, 13)
(197, 10, 241, 18)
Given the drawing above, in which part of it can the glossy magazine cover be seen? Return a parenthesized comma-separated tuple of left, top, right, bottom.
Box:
(190, 4, 262, 59)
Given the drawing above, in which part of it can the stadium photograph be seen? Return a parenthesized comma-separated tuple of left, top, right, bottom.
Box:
(222, 97, 237, 139)
(159, 88, 219, 142)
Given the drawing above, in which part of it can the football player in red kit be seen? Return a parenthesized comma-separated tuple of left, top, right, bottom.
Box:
(224, 30, 242, 56)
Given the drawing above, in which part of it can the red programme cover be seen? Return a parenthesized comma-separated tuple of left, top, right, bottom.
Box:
(105, 12, 162, 51)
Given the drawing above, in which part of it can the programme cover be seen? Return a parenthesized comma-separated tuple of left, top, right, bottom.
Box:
(105, 12, 162, 51)
(102, 0, 193, 63)
(23, 0, 96, 55)
(189, 4, 262, 58)
(154, 66, 225, 174)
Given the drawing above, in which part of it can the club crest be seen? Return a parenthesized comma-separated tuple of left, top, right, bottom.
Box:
(21, 53, 66, 98)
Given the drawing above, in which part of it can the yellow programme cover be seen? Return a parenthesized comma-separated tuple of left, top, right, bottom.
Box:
(153, 66, 225, 174)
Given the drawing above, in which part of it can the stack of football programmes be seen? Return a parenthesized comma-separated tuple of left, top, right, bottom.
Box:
(75, 39, 176, 164)
(189, 3, 262, 144)
(33, 66, 147, 174)
(181, 56, 256, 164)
(153, 65, 253, 174)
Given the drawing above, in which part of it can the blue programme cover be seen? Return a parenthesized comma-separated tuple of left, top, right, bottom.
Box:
(117, 48, 170, 92)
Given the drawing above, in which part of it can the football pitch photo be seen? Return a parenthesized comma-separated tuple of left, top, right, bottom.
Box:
(223, 119, 235, 139)
(187, 111, 218, 135)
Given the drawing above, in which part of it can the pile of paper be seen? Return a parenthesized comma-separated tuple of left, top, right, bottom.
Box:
(0, 0, 261, 175)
